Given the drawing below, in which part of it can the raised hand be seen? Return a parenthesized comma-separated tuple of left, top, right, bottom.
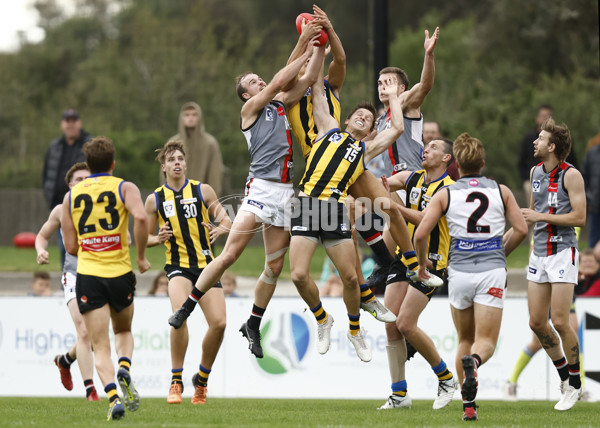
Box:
(424, 27, 439, 55)
(202, 222, 225, 244)
(313, 5, 332, 33)
(379, 76, 399, 97)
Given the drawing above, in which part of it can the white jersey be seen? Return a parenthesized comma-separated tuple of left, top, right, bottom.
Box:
(445, 176, 506, 272)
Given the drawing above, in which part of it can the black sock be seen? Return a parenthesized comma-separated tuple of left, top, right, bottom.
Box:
(356, 214, 394, 267)
(569, 361, 582, 389)
(247, 305, 266, 330)
(182, 287, 204, 313)
(84, 379, 95, 397)
(553, 357, 570, 381)
(59, 352, 74, 368)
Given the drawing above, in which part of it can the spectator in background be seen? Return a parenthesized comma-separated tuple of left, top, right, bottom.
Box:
(581, 133, 600, 248)
(517, 105, 578, 197)
(28, 271, 52, 296)
(576, 248, 600, 296)
(221, 272, 238, 297)
(42, 109, 92, 267)
(166, 102, 224, 195)
(149, 271, 169, 296)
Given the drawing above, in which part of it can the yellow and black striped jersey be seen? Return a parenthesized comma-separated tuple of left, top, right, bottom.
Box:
(299, 129, 365, 202)
(288, 79, 341, 159)
(69, 174, 131, 277)
(154, 179, 214, 269)
(403, 170, 454, 270)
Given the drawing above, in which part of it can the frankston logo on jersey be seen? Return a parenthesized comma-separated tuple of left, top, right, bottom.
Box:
(80, 234, 122, 252)
(163, 200, 176, 217)
(468, 179, 479, 187)
(532, 180, 541, 192)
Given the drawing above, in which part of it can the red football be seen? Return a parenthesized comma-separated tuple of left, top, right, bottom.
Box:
(14, 232, 36, 248)
(295, 13, 328, 46)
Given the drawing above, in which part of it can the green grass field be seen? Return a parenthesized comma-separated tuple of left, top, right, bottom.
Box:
(0, 245, 330, 279)
(1, 397, 597, 427)
(1, 243, 533, 276)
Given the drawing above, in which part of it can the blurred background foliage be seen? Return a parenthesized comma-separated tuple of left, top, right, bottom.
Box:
(0, 0, 598, 191)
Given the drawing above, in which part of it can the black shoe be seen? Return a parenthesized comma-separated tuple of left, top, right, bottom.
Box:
(366, 264, 389, 294)
(169, 307, 191, 329)
(239, 322, 263, 358)
(461, 355, 478, 402)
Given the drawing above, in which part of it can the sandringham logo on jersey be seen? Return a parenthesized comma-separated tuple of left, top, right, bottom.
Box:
(455, 237, 502, 252)
(428, 252, 444, 261)
(180, 197, 197, 204)
(532, 180, 541, 192)
(80, 234, 122, 252)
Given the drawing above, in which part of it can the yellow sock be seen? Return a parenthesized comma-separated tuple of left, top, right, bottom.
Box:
(509, 349, 533, 384)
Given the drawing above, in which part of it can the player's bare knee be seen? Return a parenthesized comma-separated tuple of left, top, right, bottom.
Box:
(529, 317, 547, 333)
(396, 316, 415, 337)
(209, 318, 227, 334)
(291, 269, 310, 287)
(551, 317, 570, 335)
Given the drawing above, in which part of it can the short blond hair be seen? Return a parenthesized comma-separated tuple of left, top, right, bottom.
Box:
(453, 133, 485, 174)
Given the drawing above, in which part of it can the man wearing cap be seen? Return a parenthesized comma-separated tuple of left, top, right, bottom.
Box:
(42, 109, 92, 266)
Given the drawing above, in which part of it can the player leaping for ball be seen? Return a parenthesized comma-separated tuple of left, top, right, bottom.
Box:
(287, 50, 405, 362)
(168, 35, 324, 337)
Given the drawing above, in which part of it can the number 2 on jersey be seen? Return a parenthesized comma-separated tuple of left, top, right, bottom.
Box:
(466, 192, 490, 233)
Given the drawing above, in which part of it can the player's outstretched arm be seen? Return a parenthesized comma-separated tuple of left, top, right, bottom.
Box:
(122, 182, 150, 273)
(281, 44, 326, 110)
(310, 68, 339, 141)
(60, 192, 79, 256)
(242, 37, 317, 127)
(35, 204, 62, 264)
(364, 77, 404, 163)
(401, 27, 439, 112)
(200, 183, 232, 244)
(314, 5, 346, 94)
